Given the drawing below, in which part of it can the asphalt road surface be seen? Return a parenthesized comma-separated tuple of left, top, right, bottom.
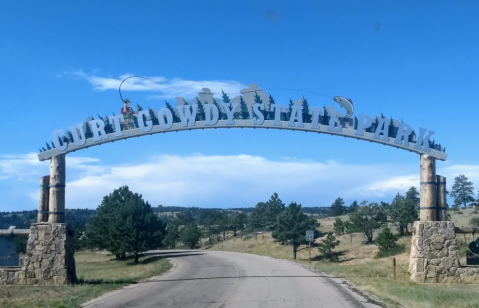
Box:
(81, 250, 384, 308)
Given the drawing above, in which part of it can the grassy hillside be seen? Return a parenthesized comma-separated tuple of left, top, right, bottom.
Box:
(208, 208, 479, 308)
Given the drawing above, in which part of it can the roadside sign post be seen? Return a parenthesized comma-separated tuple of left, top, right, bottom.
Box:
(306, 230, 314, 263)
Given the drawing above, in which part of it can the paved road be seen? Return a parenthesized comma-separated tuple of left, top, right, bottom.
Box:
(81, 250, 384, 308)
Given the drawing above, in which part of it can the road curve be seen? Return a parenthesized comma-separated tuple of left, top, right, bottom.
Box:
(81, 250, 384, 308)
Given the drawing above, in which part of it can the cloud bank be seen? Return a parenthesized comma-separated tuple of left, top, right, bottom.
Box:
(59, 70, 247, 99)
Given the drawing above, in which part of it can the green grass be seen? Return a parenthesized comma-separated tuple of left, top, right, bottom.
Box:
(0, 252, 172, 308)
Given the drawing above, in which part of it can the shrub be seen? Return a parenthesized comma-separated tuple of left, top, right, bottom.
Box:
(317, 232, 340, 261)
(470, 217, 479, 227)
(374, 227, 405, 258)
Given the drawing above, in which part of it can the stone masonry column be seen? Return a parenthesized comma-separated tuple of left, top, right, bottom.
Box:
(420, 154, 437, 221)
(48, 154, 66, 223)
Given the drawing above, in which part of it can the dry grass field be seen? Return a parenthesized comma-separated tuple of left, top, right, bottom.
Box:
(0, 252, 171, 308)
(209, 208, 479, 308)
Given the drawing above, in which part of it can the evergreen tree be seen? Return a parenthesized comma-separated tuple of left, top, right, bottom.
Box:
(333, 218, 345, 235)
(302, 96, 310, 123)
(84, 121, 93, 139)
(272, 202, 319, 259)
(264, 192, 286, 230)
(85, 186, 165, 263)
(388, 117, 396, 137)
(375, 227, 401, 258)
(239, 96, 249, 119)
(195, 99, 205, 121)
(405, 186, 420, 205)
(288, 99, 294, 121)
(165, 101, 180, 122)
(213, 99, 225, 120)
(148, 108, 159, 126)
(249, 202, 268, 230)
(45, 142, 52, 150)
(347, 202, 383, 243)
(317, 232, 340, 261)
(354, 116, 358, 130)
(268, 94, 276, 120)
(163, 218, 181, 248)
(230, 212, 247, 237)
(349, 200, 359, 213)
(51, 141, 56, 149)
(389, 193, 418, 236)
(451, 174, 475, 208)
(322, 106, 329, 125)
(253, 92, 266, 119)
(330, 197, 345, 216)
(132, 104, 143, 128)
(180, 223, 202, 249)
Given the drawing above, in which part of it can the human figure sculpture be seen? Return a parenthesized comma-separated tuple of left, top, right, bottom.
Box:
(121, 99, 137, 130)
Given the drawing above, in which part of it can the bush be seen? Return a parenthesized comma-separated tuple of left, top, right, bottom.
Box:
(317, 232, 340, 261)
(470, 217, 479, 227)
(374, 227, 405, 258)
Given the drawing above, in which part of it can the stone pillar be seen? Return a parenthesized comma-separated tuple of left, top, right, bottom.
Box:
(21, 223, 77, 285)
(409, 221, 460, 283)
(420, 154, 437, 221)
(48, 154, 66, 223)
(437, 175, 447, 221)
(37, 175, 50, 223)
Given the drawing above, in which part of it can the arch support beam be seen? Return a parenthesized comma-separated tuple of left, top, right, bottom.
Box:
(48, 154, 66, 223)
(420, 154, 437, 221)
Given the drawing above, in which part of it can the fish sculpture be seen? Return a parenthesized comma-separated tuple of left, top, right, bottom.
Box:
(333, 96, 354, 118)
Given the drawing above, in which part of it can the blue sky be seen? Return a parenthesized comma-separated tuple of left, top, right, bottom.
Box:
(1, 1, 479, 211)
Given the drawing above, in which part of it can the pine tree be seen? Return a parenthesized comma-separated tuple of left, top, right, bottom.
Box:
(239, 96, 249, 119)
(221, 90, 232, 118)
(354, 116, 358, 130)
(333, 218, 345, 235)
(195, 98, 205, 121)
(322, 106, 329, 125)
(389, 193, 418, 236)
(214, 100, 224, 120)
(180, 223, 202, 249)
(288, 99, 294, 121)
(84, 121, 93, 139)
(45, 142, 52, 150)
(302, 96, 310, 123)
(165, 101, 180, 122)
(330, 197, 345, 216)
(272, 202, 319, 259)
(51, 141, 56, 149)
(451, 174, 475, 208)
(349, 200, 359, 213)
(388, 117, 395, 137)
(253, 92, 265, 119)
(317, 232, 340, 261)
(375, 227, 401, 258)
(268, 94, 276, 120)
(148, 107, 159, 125)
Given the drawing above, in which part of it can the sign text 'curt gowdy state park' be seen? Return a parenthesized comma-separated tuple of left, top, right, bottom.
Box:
(38, 84, 447, 161)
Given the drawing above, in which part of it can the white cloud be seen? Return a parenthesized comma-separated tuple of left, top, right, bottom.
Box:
(59, 70, 247, 99)
(2, 153, 478, 211)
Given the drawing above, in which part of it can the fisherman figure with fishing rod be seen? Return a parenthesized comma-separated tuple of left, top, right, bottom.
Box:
(121, 98, 137, 130)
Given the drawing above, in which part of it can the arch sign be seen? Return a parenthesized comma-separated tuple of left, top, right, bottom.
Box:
(38, 84, 447, 161)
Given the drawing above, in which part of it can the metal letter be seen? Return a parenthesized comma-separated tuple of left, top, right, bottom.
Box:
(176, 105, 198, 127)
(272, 104, 284, 126)
(414, 127, 435, 153)
(69, 123, 86, 146)
(108, 114, 125, 137)
(89, 119, 109, 142)
(373, 117, 389, 142)
(252, 103, 265, 125)
(355, 114, 373, 136)
(309, 107, 323, 129)
(158, 108, 173, 129)
(327, 109, 344, 132)
(222, 102, 238, 125)
(204, 103, 219, 125)
(137, 110, 153, 132)
(52, 129, 68, 151)
(394, 122, 413, 147)
(288, 105, 303, 128)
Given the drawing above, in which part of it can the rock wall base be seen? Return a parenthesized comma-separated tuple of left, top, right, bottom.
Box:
(0, 223, 76, 285)
(409, 221, 479, 283)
